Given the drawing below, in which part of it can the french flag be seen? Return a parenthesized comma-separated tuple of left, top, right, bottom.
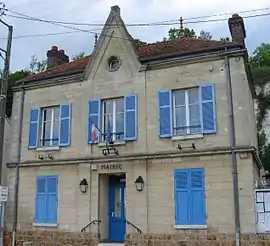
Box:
(91, 124, 98, 142)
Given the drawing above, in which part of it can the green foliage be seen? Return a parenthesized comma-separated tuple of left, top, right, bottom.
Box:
(198, 30, 212, 40)
(220, 37, 231, 42)
(168, 27, 196, 39)
(250, 43, 270, 170)
(6, 70, 30, 118)
(167, 27, 230, 42)
(71, 52, 86, 61)
(133, 39, 147, 46)
(250, 43, 270, 67)
(258, 131, 270, 171)
(28, 55, 47, 73)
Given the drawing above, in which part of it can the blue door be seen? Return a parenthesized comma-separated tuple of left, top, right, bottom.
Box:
(109, 177, 126, 242)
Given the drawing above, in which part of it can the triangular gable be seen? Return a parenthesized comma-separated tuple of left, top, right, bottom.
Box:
(83, 5, 141, 80)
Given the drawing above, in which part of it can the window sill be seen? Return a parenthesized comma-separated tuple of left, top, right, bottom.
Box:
(98, 141, 126, 147)
(171, 134, 203, 141)
(174, 225, 207, 229)
(33, 223, 58, 228)
(36, 146, 60, 152)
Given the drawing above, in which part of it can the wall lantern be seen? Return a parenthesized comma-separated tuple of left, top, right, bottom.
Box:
(79, 179, 88, 193)
(135, 176, 144, 192)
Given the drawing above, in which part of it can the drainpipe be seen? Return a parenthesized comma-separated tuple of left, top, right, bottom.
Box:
(224, 49, 241, 246)
(11, 82, 25, 246)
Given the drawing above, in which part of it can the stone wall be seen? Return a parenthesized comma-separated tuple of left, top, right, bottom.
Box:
(125, 233, 270, 246)
(4, 230, 99, 246)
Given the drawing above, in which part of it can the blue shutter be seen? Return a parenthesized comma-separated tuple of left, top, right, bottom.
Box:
(200, 84, 216, 134)
(59, 104, 71, 147)
(158, 90, 172, 138)
(35, 176, 46, 223)
(190, 168, 206, 225)
(88, 100, 100, 143)
(46, 176, 58, 224)
(28, 108, 40, 149)
(174, 170, 189, 225)
(124, 94, 137, 141)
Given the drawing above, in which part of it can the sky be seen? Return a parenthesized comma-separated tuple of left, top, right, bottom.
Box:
(0, 0, 270, 72)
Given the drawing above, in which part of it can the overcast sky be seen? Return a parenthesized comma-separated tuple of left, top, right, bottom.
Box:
(0, 0, 269, 72)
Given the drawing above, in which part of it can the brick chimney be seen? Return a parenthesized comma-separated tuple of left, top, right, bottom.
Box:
(46, 46, 69, 69)
(228, 14, 246, 45)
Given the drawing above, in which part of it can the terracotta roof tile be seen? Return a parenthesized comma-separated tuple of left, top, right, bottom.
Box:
(22, 38, 239, 83)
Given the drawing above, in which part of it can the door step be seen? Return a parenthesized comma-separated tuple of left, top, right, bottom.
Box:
(98, 243, 124, 246)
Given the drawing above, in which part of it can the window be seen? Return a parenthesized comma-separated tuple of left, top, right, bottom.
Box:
(40, 107, 60, 147)
(174, 168, 206, 226)
(35, 176, 58, 224)
(158, 84, 216, 138)
(173, 88, 200, 136)
(88, 95, 137, 143)
(108, 56, 120, 71)
(102, 98, 124, 141)
(28, 104, 71, 149)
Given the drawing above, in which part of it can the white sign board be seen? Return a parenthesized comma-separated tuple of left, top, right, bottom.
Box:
(0, 186, 8, 202)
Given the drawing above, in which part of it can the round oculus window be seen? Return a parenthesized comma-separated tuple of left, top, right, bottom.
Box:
(107, 56, 120, 71)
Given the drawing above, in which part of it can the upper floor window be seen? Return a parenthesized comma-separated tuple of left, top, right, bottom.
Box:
(28, 104, 71, 149)
(173, 88, 200, 136)
(158, 84, 216, 138)
(40, 107, 60, 147)
(88, 95, 137, 144)
(102, 98, 124, 141)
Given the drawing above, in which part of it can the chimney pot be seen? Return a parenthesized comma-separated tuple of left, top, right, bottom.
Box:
(47, 46, 69, 70)
(228, 13, 246, 45)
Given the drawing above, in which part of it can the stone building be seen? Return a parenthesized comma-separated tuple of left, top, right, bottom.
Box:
(4, 5, 269, 246)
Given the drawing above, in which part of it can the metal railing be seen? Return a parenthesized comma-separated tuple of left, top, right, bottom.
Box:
(124, 219, 142, 234)
(81, 220, 101, 232)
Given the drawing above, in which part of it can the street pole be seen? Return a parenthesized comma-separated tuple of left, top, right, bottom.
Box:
(0, 19, 12, 246)
(0, 20, 13, 185)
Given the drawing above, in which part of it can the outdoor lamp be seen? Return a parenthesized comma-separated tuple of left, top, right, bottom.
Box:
(79, 178, 88, 193)
(135, 176, 144, 192)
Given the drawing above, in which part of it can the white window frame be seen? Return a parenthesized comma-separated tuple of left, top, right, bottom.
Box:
(102, 98, 124, 142)
(40, 106, 59, 147)
(173, 88, 200, 136)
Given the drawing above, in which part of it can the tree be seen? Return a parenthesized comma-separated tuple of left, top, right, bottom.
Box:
(168, 27, 196, 40)
(28, 55, 47, 74)
(6, 70, 30, 118)
(198, 30, 212, 40)
(71, 52, 86, 61)
(220, 37, 231, 42)
(250, 43, 270, 68)
(250, 43, 270, 170)
(167, 28, 229, 42)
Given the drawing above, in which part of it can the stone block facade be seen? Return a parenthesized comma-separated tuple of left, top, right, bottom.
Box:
(4, 231, 99, 246)
(5, 152, 261, 245)
(125, 233, 270, 246)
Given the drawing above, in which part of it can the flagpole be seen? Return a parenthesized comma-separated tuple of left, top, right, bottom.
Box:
(90, 120, 103, 134)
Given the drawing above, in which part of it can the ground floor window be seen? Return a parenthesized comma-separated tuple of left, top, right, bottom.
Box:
(35, 176, 58, 224)
(174, 168, 206, 225)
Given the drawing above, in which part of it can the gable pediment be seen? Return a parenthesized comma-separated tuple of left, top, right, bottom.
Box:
(83, 6, 141, 81)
